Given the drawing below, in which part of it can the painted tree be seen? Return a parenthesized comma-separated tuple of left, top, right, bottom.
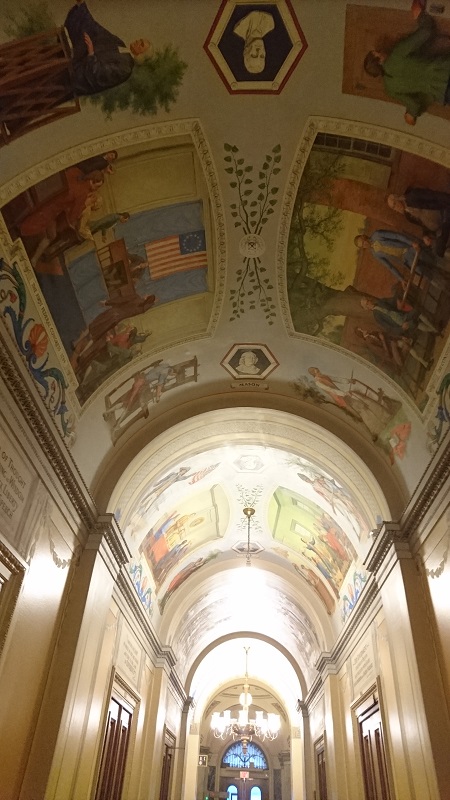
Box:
(289, 275, 378, 335)
(88, 46, 187, 118)
(3, 1, 55, 38)
(287, 153, 346, 292)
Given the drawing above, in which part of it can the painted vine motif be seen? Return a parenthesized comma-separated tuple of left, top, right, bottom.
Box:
(0, 258, 74, 440)
(225, 142, 281, 324)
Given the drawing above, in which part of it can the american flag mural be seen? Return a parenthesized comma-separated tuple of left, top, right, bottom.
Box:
(145, 230, 207, 279)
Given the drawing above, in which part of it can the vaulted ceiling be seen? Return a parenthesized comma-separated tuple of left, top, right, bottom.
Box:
(1, 0, 449, 716)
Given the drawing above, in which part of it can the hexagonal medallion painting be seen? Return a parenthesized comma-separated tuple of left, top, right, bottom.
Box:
(204, 1, 308, 94)
(221, 343, 279, 379)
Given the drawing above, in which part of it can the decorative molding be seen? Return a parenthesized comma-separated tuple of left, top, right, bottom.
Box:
(0, 536, 26, 576)
(0, 327, 96, 530)
(95, 514, 131, 570)
(42, 495, 82, 569)
(191, 121, 227, 338)
(0, 256, 77, 440)
(0, 119, 205, 206)
(314, 652, 337, 678)
(424, 506, 450, 579)
(48, 533, 82, 570)
(183, 696, 195, 714)
(296, 699, 308, 719)
(364, 522, 405, 575)
(112, 669, 141, 706)
(401, 435, 450, 538)
(0, 536, 27, 657)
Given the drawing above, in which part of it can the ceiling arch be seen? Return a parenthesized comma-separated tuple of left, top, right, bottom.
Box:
(108, 407, 393, 523)
(189, 638, 302, 726)
(164, 567, 326, 691)
(99, 406, 395, 668)
(184, 632, 309, 700)
(1, 1, 449, 741)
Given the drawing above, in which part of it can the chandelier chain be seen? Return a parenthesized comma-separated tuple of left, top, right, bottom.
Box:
(210, 643, 280, 753)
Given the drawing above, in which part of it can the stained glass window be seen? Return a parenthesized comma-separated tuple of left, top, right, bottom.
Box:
(221, 741, 268, 769)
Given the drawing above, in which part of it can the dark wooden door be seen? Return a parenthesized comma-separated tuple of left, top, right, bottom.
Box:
(359, 702, 391, 800)
(95, 696, 132, 800)
(316, 745, 328, 800)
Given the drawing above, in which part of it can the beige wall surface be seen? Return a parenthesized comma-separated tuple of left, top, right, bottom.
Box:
(420, 505, 450, 711)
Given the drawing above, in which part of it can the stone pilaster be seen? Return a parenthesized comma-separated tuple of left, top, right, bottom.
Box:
(365, 522, 449, 800)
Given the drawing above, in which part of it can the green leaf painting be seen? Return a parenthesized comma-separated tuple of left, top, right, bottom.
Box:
(224, 143, 281, 325)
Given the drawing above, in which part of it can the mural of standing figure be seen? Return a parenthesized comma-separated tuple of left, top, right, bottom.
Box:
(363, 2, 450, 125)
(64, 0, 152, 96)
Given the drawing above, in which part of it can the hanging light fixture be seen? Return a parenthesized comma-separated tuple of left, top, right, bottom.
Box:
(210, 647, 280, 753)
(243, 506, 255, 566)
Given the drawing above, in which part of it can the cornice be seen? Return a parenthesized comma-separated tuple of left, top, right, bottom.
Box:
(314, 652, 337, 678)
(303, 675, 323, 708)
(401, 434, 450, 537)
(329, 578, 381, 665)
(364, 522, 404, 575)
(0, 328, 96, 530)
(95, 514, 131, 569)
(114, 567, 182, 703)
(168, 665, 189, 707)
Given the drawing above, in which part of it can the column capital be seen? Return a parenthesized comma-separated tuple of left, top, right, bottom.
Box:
(183, 696, 195, 714)
(364, 521, 412, 587)
(85, 513, 131, 578)
(157, 644, 177, 669)
(315, 651, 338, 678)
(296, 699, 309, 718)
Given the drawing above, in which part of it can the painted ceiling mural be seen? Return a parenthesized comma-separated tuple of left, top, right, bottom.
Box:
(343, 4, 450, 125)
(0, 0, 187, 144)
(1, 0, 450, 669)
(115, 444, 377, 634)
(286, 133, 450, 408)
(1, 137, 214, 405)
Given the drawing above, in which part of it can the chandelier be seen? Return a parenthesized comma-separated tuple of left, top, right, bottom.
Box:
(210, 648, 280, 753)
(243, 506, 255, 566)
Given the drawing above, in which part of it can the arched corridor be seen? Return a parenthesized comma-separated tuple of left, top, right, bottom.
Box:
(1, 2, 450, 799)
